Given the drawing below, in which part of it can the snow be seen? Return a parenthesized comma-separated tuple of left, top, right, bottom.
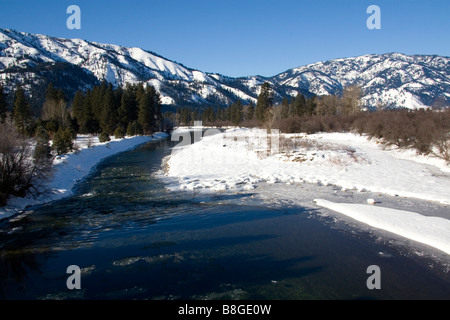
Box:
(165, 128, 450, 204)
(193, 70, 215, 84)
(219, 83, 257, 103)
(160, 96, 175, 105)
(0, 133, 168, 221)
(163, 127, 450, 255)
(313, 199, 450, 255)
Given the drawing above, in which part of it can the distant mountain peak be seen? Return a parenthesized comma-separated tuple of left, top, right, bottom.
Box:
(1, 28, 449, 110)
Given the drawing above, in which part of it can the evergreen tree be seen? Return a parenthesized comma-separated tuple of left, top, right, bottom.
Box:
(52, 127, 74, 155)
(180, 108, 191, 125)
(202, 106, 215, 123)
(113, 85, 123, 113)
(255, 82, 273, 124)
(91, 81, 108, 118)
(114, 126, 125, 139)
(216, 108, 223, 122)
(99, 132, 110, 143)
(138, 85, 160, 133)
(230, 99, 243, 125)
(13, 86, 33, 135)
(100, 84, 117, 134)
(153, 91, 163, 131)
(135, 83, 145, 105)
(126, 120, 143, 136)
(81, 89, 99, 134)
(306, 96, 317, 116)
(34, 126, 51, 164)
(71, 90, 84, 128)
(175, 108, 181, 126)
(0, 84, 7, 123)
(281, 97, 290, 119)
(246, 101, 255, 121)
(290, 93, 307, 117)
(118, 83, 139, 128)
(191, 109, 199, 123)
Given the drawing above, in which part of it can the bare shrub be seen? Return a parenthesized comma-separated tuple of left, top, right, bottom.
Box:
(278, 136, 317, 152)
(0, 121, 50, 206)
(274, 116, 303, 133)
(303, 116, 324, 134)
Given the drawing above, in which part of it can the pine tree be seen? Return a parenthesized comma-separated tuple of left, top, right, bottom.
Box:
(13, 86, 32, 135)
(202, 106, 215, 123)
(175, 108, 181, 126)
(52, 127, 74, 155)
(71, 90, 84, 128)
(138, 85, 160, 134)
(126, 120, 143, 136)
(153, 90, 162, 131)
(114, 126, 125, 139)
(230, 99, 243, 125)
(135, 83, 145, 105)
(306, 96, 317, 116)
(191, 109, 199, 123)
(81, 89, 99, 134)
(34, 126, 51, 164)
(0, 84, 7, 123)
(246, 101, 255, 121)
(91, 81, 108, 118)
(113, 85, 123, 113)
(100, 84, 117, 134)
(281, 97, 290, 119)
(290, 93, 307, 117)
(255, 82, 273, 124)
(118, 83, 139, 128)
(180, 108, 190, 125)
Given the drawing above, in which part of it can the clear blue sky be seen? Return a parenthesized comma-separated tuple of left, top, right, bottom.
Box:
(1, 0, 449, 77)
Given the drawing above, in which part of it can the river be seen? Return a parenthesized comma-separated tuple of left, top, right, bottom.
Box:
(0, 136, 449, 299)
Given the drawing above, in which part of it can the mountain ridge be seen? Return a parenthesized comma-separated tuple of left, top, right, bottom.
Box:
(1, 28, 449, 110)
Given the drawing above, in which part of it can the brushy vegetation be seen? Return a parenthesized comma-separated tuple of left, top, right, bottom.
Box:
(273, 109, 450, 161)
(0, 121, 51, 206)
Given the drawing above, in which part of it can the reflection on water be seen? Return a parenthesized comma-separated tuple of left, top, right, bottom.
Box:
(0, 137, 449, 300)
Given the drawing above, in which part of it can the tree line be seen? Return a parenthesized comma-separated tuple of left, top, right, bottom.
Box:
(172, 82, 318, 127)
(171, 81, 449, 162)
(0, 81, 164, 206)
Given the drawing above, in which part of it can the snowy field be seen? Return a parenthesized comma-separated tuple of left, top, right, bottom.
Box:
(163, 127, 450, 256)
(0, 133, 168, 220)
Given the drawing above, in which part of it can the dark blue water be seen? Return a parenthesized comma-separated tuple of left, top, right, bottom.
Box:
(0, 137, 449, 300)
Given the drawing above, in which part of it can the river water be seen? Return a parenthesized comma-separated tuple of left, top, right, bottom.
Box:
(0, 136, 449, 300)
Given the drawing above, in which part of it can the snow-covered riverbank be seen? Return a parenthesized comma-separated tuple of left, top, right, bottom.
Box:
(163, 127, 450, 256)
(0, 132, 168, 220)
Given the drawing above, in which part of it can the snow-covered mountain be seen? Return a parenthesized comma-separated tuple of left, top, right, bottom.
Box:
(1, 28, 449, 110)
(272, 53, 450, 109)
(0, 28, 257, 107)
